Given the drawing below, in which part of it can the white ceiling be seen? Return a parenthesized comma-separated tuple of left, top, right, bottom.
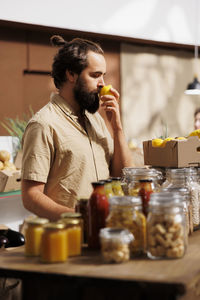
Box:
(1, 0, 200, 45)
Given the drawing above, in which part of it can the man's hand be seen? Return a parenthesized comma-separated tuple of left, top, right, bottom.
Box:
(100, 87, 122, 132)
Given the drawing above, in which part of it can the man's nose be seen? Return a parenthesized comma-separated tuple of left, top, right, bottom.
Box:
(98, 77, 105, 88)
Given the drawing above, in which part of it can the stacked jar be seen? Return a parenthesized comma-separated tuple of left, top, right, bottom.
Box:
(106, 196, 146, 256)
(161, 168, 200, 231)
(122, 167, 162, 197)
(147, 192, 187, 259)
(161, 186, 191, 235)
(99, 228, 134, 263)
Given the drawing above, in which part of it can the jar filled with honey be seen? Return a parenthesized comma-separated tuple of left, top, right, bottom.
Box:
(60, 219, 82, 256)
(40, 222, 67, 263)
(25, 217, 49, 256)
(60, 212, 83, 244)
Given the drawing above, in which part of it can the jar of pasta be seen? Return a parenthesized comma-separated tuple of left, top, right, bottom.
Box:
(99, 228, 134, 263)
(40, 222, 68, 263)
(25, 217, 49, 256)
(147, 192, 187, 259)
(106, 196, 146, 256)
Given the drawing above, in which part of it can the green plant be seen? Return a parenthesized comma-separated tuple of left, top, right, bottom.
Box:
(1, 106, 34, 150)
(157, 122, 168, 140)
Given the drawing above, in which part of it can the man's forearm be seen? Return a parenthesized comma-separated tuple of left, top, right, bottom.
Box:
(22, 181, 74, 221)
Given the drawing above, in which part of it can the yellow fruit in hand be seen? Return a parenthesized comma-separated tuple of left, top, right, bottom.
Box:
(152, 138, 164, 147)
(188, 129, 200, 138)
(99, 85, 113, 96)
(162, 137, 174, 147)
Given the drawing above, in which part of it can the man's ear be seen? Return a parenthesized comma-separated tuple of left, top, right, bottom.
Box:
(66, 70, 77, 83)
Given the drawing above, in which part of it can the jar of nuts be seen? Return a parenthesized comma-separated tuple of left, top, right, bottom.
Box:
(147, 192, 187, 259)
(99, 228, 134, 263)
(106, 196, 146, 256)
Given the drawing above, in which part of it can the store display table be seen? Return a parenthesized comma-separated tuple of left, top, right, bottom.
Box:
(1, 230, 200, 299)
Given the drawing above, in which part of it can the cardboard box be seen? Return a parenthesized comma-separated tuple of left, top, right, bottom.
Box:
(0, 170, 21, 192)
(143, 136, 200, 168)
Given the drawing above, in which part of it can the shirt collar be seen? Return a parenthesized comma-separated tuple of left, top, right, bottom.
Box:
(50, 92, 79, 119)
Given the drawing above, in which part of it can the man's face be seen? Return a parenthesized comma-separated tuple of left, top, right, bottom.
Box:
(73, 51, 106, 114)
(73, 76, 100, 113)
(195, 112, 200, 130)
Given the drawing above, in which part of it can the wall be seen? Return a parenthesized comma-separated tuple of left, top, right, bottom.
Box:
(0, 23, 120, 136)
(121, 43, 200, 147)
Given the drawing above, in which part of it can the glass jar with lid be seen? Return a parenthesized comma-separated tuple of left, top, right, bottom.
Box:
(161, 187, 192, 235)
(60, 212, 83, 244)
(147, 192, 187, 259)
(162, 168, 200, 230)
(40, 222, 67, 263)
(76, 198, 88, 244)
(110, 177, 124, 196)
(126, 168, 162, 197)
(88, 181, 109, 249)
(25, 217, 49, 256)
(99, 228, 134, 263)
(185, 167, 200, 230)
(99, 179, 114, 199)
(59, 219, 82, 256)
(106, 196, 146, 256)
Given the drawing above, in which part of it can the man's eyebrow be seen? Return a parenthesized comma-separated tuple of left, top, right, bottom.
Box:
(90, 71, 106, 75)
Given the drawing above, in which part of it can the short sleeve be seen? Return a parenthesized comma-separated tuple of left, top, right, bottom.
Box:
(21, 121, 54, 183)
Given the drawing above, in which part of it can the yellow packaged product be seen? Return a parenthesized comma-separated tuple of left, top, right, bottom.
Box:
(25, 217, 49, 256)
(40, 222, 68, 263)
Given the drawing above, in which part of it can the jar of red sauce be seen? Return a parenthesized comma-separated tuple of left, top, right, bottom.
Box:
(138, 179, 154, 217)
(88, 181, 109, 250)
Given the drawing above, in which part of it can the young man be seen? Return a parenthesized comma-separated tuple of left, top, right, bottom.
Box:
(21, 35, 134, 221)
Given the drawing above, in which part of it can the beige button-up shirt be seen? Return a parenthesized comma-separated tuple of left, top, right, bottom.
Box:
(21, 93, 114, 208)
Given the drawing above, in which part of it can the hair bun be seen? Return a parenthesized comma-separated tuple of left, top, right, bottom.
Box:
(50, 35, 67, 47)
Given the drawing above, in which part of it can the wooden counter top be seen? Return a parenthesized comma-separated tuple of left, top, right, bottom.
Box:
(1, 230, 200, 299)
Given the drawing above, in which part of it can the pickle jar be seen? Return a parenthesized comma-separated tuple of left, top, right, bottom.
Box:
(101, 179, 114, 199)
(147, 192, 187, 259)
(110, 177, 124, 196)
(60, 219, 82, 256)
(60, 212, 83, 244)
(25, 217, 49, 256)
(99, 228, 134, 263)
(106, 196, 146, 256)
(40, 222, 67, 263)
(127, 168, 162, 196)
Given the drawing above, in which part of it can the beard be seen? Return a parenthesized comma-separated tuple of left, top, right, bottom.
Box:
(73, 76, 100, 114)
